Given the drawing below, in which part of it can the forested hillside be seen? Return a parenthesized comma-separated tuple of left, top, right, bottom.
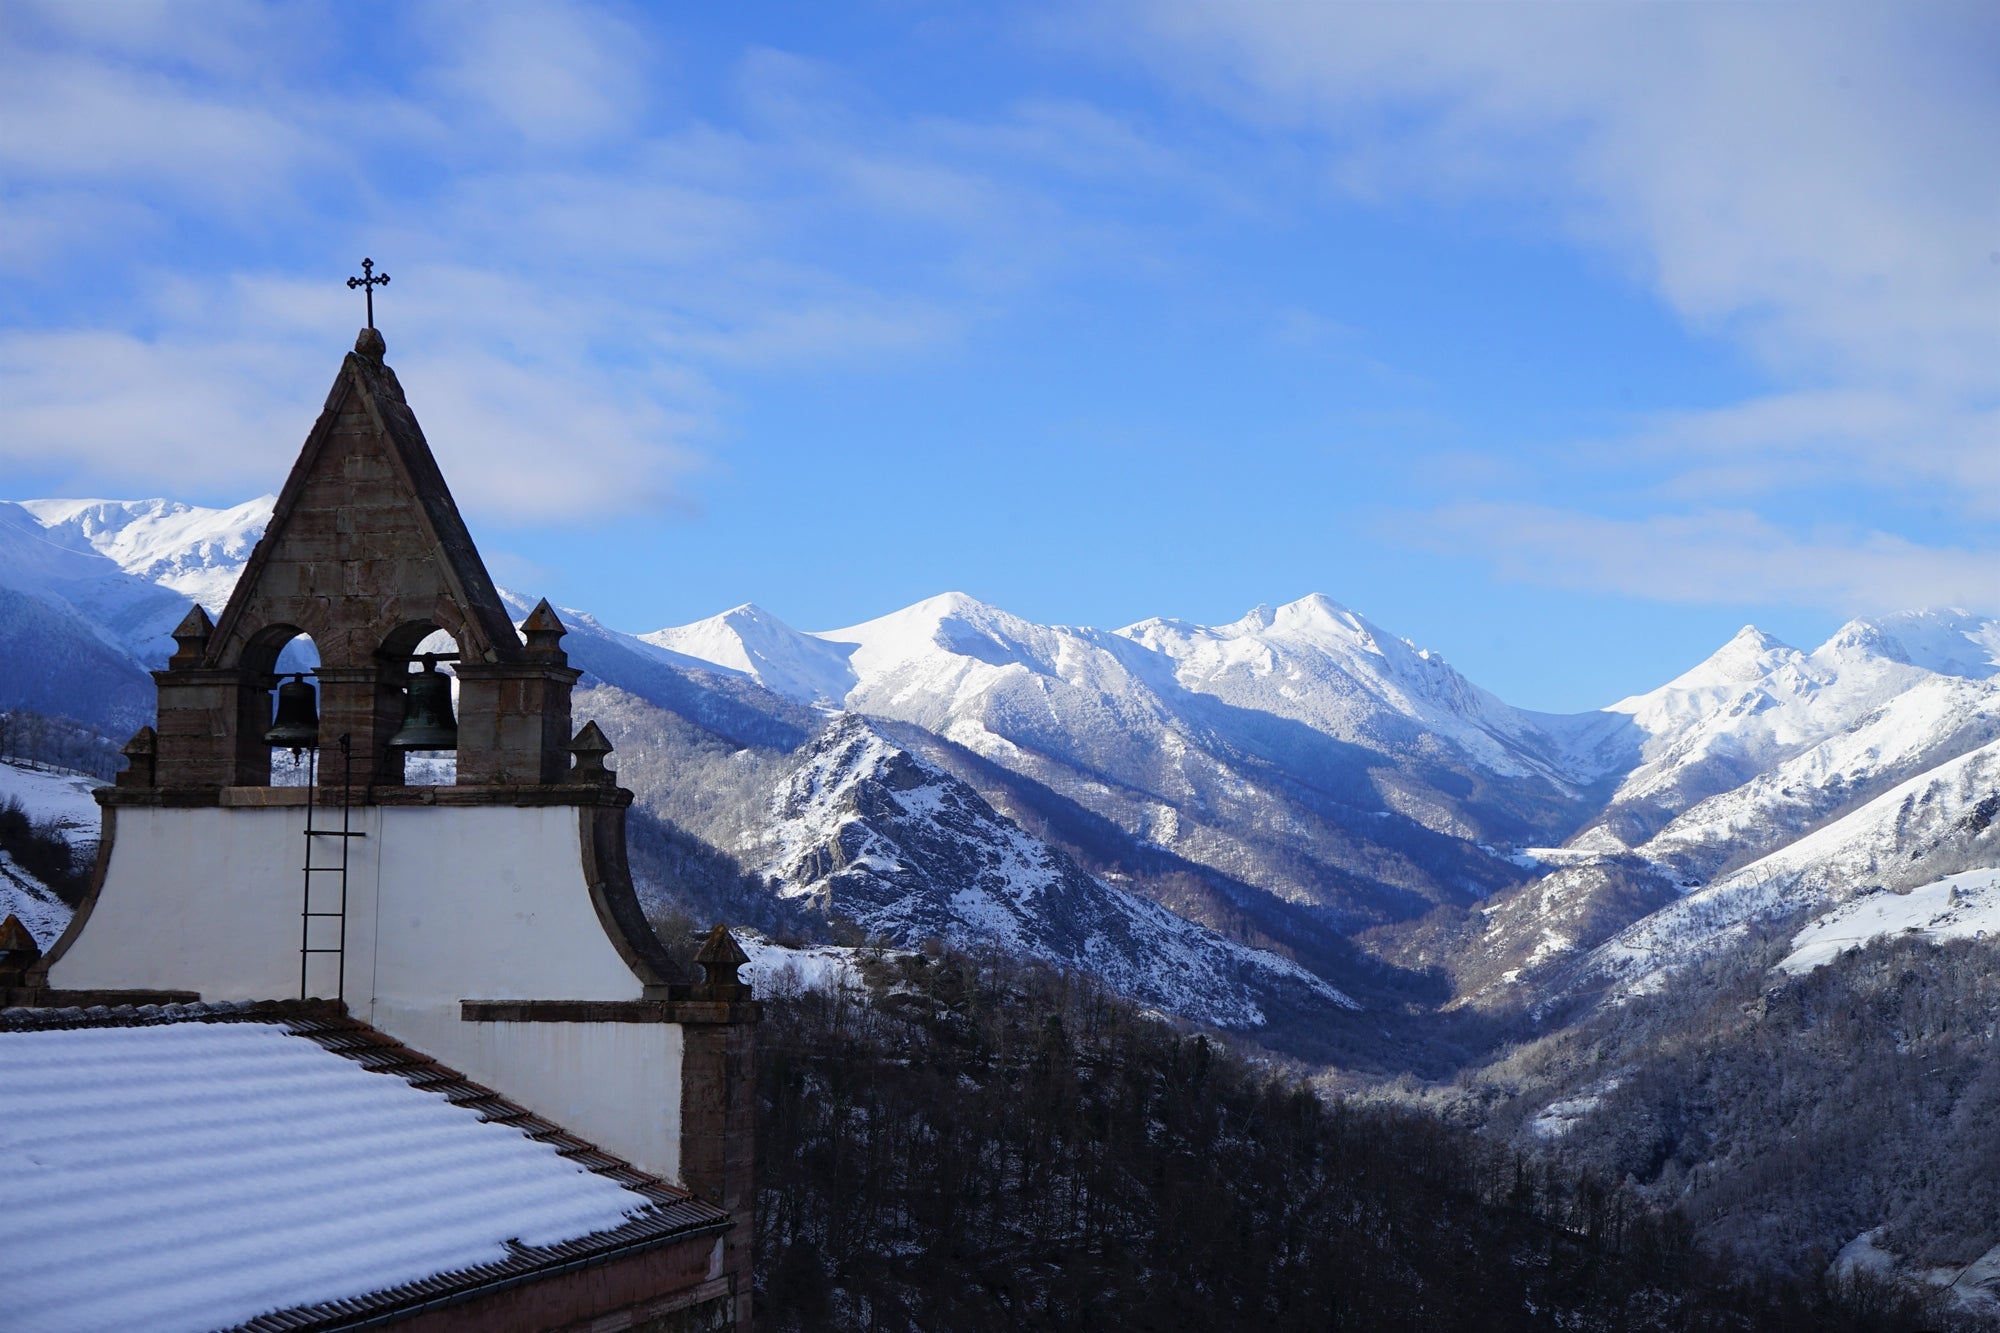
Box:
(751, 947, 1967, 1331)
(1450, 925, 2000, 1306)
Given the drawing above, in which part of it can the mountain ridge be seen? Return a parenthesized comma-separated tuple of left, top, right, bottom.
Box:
(3, 492, 1996, 1049)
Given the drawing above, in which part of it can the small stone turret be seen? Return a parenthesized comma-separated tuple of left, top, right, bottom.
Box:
(115, 727, 157, 789)
(522, 599, 569, 662)
(0, 915, 41, 991)
(568, 721, 616, 785)
(168, 606, 213, 669)
(692, 924, 752, 1001)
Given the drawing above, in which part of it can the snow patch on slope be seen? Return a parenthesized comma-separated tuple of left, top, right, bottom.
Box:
(1777, 870, 2000, 974)
(738, 935, 866, 995)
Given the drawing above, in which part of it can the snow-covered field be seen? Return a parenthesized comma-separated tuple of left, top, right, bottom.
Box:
(0, 759, 102, 832)
(0, 861, 72, 951)
(0, 759, 103, 948)
(1777, 870, 2000, 974)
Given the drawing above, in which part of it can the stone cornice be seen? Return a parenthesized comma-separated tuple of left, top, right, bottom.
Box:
(462, 998, 762, 1027)
(96, 783, 636, 809)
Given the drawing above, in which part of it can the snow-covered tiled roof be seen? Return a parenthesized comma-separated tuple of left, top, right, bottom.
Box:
(0, 1002, 726, 1333)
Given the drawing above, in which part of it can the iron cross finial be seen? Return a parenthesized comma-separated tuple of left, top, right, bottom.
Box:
(346, 258, 390, 329)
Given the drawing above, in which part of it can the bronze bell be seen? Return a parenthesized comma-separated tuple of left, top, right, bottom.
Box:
(388, 654, 458, 750)
(264, 674, 320, 752)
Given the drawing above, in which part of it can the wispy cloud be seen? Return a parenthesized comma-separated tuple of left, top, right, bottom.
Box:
(1410, 503, 2000, 615)
(424, 1, 653, 147)
(0, 4, 1210, 520)
(1109, 1, 1998, 392)
(5, 0, 1992, 628)
(1103, 0, 2000, 612)
(1631, 391, 2000, 518)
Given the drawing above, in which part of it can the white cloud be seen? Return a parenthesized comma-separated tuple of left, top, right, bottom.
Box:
(1629, 390, 2000, 517)
(0, 328, 318, 495)
(1, 6, 1224, 525)
(1413, 503, 2000, 615)
(1108, 1, 1999, 609)
(11, 0, 1985, 613)
(1117, 3, 2000, 390)
(0, 267, 705, 523)
(0, 50, 319, 199)
(423, 0, 652, 147)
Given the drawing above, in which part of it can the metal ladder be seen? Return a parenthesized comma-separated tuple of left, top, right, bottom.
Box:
(299, 734, 364, 1002)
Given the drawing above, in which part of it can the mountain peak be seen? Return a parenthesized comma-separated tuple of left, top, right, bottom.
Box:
(905, 590, 1005, 624)
(642, 602, 855, 705)
(1678, 625, 1797, 686)
(13, 494, 273, 613)
(1819, 608, 2000, 681)
(1270, 593, 1367, 637)
(718, 601, 779, 626)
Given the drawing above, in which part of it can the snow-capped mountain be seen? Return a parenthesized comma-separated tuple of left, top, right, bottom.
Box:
(1571, 730, 2000, 1002)
(0, 497, 271, 732)
(751, 716, 1354, 1029)
(1408, 612, 2000, 1009)
(17, 497, 272, 616)
(653, 590, 1624, 789)
(642, 592, 1601, 925)
(641, 603, 856, 707)
(0, 502, 196, 664)
(1120, 594, 1625, 788)
(1581, 614, 2000, 854)
(5, 489, 1996, 1041)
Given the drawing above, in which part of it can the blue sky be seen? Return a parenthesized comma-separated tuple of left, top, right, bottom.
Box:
(2, 1, 1995, 710)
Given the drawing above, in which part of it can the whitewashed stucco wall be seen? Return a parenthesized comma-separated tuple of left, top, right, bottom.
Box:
(49, 801, 681, 1179)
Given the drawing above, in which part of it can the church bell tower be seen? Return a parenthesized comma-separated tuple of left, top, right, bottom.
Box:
(24, 319, 759, 1330)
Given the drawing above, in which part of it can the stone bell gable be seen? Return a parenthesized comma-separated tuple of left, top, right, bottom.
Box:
(16, 324, 759, 1331)
(155, 326, 575, 790)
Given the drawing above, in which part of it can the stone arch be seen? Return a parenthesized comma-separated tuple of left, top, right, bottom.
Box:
(379, 617, 451, 664)
(221, 622, 317, 788)
(239, 621, 314, 678)
(379, 619, 462, 787)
